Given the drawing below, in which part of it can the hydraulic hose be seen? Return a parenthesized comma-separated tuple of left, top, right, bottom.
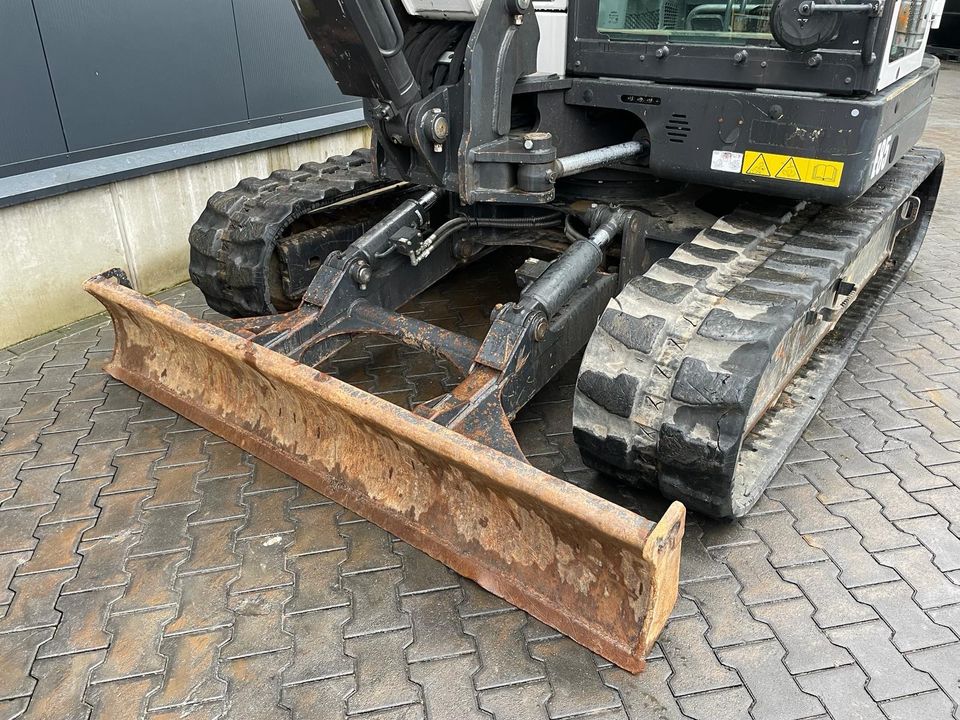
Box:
(409, 211, 565, 265)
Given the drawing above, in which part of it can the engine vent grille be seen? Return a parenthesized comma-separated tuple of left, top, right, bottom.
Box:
(666, 114, 691, 144)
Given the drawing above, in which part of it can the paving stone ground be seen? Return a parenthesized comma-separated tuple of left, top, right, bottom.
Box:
(2, 65, 960, 720)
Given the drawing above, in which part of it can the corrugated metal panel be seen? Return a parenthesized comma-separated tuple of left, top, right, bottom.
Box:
(0, 0, 68, 166)
(34, 0, 249, 152)
(233, 0, 357, 120)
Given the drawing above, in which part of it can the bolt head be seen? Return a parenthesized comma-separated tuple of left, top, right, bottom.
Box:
(432, 115, 449, 141)
(533, 316, 549, 342)
(351, 261, 373, 287)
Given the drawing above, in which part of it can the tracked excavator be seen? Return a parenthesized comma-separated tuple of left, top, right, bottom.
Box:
(86, 0, 946, 671)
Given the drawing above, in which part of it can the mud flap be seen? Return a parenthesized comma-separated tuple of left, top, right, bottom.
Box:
(84, 274, 685, 673)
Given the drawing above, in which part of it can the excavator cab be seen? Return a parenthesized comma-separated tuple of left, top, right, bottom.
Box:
(559, 0, 944, 202)
(592, 0, 940, 95)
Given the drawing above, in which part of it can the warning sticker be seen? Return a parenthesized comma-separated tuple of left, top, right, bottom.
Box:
(775, 157, 801, 181)
(711, 150, 744, 174)
(740, 151, 844, 188)
(744, 154, 772, 177)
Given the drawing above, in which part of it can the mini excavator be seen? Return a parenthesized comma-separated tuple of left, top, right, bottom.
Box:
(86, 0, 946, 671)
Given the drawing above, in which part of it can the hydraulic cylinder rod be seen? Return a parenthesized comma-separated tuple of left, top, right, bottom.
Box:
(519, 142, 647, 192)
(552, 141, 646, 181)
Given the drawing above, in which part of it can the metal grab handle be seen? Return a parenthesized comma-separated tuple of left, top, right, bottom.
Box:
(365, 0, 407, 58)
(798, 0, 880, 14)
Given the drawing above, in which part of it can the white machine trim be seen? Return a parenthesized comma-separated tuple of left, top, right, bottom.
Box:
(536, 8, 569, 76)
(400, 0, 483, 20)
(877, 0, 937, 90)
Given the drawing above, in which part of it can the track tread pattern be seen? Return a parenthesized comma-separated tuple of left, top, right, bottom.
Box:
(574, 149, 943, 518)
(188, 149, 389, 318)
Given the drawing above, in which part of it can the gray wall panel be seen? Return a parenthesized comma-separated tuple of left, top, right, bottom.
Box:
(2, 0, 360, 181)
(34, 0, 249, 151)
(233, 0, 356, 120)
(0, 0, 67, 166)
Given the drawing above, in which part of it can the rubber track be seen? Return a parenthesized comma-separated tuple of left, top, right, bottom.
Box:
(573, 149, 942, 518)
(188, 149, 391, 318)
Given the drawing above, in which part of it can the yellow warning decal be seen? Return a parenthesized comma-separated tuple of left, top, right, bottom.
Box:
(741, 151, 844, 188)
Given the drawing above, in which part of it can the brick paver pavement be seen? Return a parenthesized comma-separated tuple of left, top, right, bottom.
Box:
(1, 64, 959, 720)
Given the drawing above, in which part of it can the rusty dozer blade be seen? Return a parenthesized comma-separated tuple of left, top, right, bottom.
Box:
(84, 273, 684, 673)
